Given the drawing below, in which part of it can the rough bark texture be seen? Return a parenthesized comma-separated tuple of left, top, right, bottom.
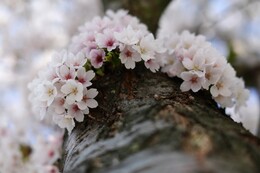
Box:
(61, 65, 260, 173)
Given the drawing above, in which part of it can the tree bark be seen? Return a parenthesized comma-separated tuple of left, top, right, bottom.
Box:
(60, 65, 260, 173)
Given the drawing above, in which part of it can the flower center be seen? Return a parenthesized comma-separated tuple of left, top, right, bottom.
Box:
(125, 50, 132, 58)
(83, 95, 88, 102)
(194, 65, 200, 71)
(48, 150, 55, 158)
(48, 89, 54, 96)
(65, 74, 72, 80)
(205, 72, 211, 80)
(96, 55, 103, 63)
(190, 76, 198, 84)
(72, 104, 80, 112)
(216, 82, 223, 89)
(71, 87, 78, 95)
(106, 39, 114, 47)
(140, 47, 147, 54)
(78, 78, 86, 84)
(59, 98, 65, 106)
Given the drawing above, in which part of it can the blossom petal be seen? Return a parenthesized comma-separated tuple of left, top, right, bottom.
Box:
(77, 67, 85, 79)
(86, 89, 98, 98)
(191, 82, 201, 92)
(182, 58, 193, 70)
(74, 111, 84, 122)
(77, 101, 88, 110)
(180, 71, 192, 81)
(85, 70, 95, 81)
(86, 99, 98, 108)
(180, 81, 191, 92)
(210, 86, 219, 97)
(61, 84, 71, 95)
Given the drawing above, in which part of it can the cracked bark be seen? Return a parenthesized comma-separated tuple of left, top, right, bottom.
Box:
(60, 65, 260, 173)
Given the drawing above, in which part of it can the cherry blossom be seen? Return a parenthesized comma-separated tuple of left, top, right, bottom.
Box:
(77, 88, 98, 111)
(0, 114, 63, 173)
(51, 97, 66, 114)
(67, 104, 85, 122)
(69, 10, 163, 73)
(61, 79, 84, 105)
(58, 65, 76, 81)
(77, 67, 95, 87)
(133, 34, 157, 61)
(180, 71, 204, 92)
(50, 49, 67, 67)
(144, 59, 160, 73)
(65, 52, 87, 69)
(232, 78, 250, 112)
(119, 45, 141, 69)
(38, 81, 57, 106)
(53, 114, 75, 134)
(182, 49, 206, 77)
(202, 66, 222, 90)
(96, 29, 119, 51)
(114, 25, 140, 45)
(210, 76, 232, 97)
(29, 47, 98, 133)
(158, 30, 249, 112)
(89, 49, 105, 68)
(28, 10, 249, 137)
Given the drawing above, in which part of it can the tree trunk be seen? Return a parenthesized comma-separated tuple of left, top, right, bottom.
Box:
(60, 65, 260, 173)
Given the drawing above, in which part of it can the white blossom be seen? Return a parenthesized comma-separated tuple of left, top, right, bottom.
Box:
(38, 81, 57, 106)
(65, 52, 87, 69)
(77, 88, 98, 111)
(180, 71, 204, 92)
(119, 45, 141, 69)
(133, 34, 157, 61)
(114, 25, 140, 45)
(145, 59, 160, 73)
(61, 79, 83, 105)
(67, 104, 85, 122)
(58, 65, 76, 81)
(182, 49, 206, 77)
(77, 67, 95, 87)
(96, 29, 118, 51)
(50, 50, 67, 67)
(53, 114, 75, 134)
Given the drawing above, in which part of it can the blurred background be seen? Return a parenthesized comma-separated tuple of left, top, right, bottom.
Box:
(0, 0, 259, 136)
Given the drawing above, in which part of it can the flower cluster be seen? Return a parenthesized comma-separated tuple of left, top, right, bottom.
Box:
(29, 10, 249, 135)
(69, 10, 165, 72)
(28, 10, 165, 134)
(0, 115, 63, 173)
(158, 30, 249, 111)
(28, 50, 98, 134)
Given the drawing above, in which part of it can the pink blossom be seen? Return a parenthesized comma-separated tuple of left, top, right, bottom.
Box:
(96, 29, 119, 51)
(119, 46, 141, 69)
(65, 52, 87, 69)
(89, 49, 105, 68)
(67, 104, 84, 122)
(144, 59, 160, 73)
(77, 88, 98, 111)
(57, 65, 76, 81)
(77, 67, 95, 87)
